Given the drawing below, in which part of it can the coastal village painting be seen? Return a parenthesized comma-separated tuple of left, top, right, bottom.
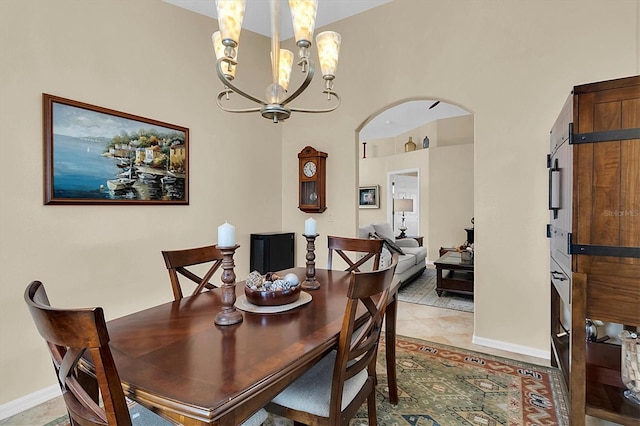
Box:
(43, 94, 188, 205)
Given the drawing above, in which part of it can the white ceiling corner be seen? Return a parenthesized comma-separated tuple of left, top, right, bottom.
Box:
(163, 0, 393, 40)
(359, 101, 471, 141)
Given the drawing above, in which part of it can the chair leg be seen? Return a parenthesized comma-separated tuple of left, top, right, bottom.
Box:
(385, 296, 399, 405)
(367, 390, 377, 425)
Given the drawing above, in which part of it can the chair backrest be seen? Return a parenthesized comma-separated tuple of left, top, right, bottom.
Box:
(161, 245, 224, 300)
(24, 281, 132, 426)
(327, 235, 384, 272)
(329, 254, 398, 423)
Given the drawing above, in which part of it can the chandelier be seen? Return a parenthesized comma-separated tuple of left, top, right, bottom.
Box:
(212, 0, 341, 123)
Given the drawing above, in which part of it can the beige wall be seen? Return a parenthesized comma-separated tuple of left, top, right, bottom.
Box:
(359, 142, 474, 261)
(362, 114, 473, 159)
(359, 151, 429, 229)
(359, 113, 475, 259)
(429, 144, 475, 254)
(1, 0, 638, 411)
(281, 0, 638, 358)
(358, 157, 388, 226)
(0, 0, 283, 404)
(437, 115, 474, 147)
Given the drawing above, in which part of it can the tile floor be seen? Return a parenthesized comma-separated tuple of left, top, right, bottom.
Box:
(1, 302, 621, 425)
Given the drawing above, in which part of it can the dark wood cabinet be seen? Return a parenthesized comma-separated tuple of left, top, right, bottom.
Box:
(250, 232, 295, 274)
(548, 75, 640, 425)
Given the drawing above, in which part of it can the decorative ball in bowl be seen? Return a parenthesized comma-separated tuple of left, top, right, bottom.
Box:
(244, 271, 301, 306)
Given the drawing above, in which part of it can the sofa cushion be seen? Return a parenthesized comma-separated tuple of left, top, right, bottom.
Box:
(359, 222, 427, 286)
(403, 246, 427, 264)
(395, 238, 418, 248)
(372, 223, 395, 241)
(395, 254, 417, 276)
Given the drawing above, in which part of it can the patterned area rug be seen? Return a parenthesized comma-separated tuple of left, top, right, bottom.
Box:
(47, 336, 568, 426)
(398, 268, 474, 313)
(268, 335, 569, 426)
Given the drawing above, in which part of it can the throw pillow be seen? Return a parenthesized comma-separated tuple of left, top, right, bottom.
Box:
(371, 232, 405, 255)
(372, 222, 395, 241)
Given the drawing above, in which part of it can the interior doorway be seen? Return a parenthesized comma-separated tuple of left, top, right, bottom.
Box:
(388, 169, 419, 237)
(357, 98, 474, 262)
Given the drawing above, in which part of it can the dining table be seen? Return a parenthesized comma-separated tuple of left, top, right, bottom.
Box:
(103, 267, 357, 426)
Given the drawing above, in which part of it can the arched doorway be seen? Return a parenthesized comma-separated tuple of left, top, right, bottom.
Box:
(355, 97, 477, 357)
(357, 98, 474, 263)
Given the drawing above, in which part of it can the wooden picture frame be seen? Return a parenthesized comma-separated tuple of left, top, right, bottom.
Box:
(43, 94, 189, 205)
(359, 185, 379, 209)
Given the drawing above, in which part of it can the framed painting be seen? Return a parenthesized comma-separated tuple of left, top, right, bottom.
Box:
(359, 185, 379, 209)
(43, 94, 189, 205)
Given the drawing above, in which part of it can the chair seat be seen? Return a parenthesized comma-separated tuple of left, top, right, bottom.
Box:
(241, 408, 269, 426)
(128, 401, 173, 425)
(271, 351, 368, 417)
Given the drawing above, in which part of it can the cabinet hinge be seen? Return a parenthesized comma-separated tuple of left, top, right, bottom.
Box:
(570, 244, 640, 258)
(568, 233, 640, 258)
(570, 127, 640, 145)
(568, 123, 573, 144)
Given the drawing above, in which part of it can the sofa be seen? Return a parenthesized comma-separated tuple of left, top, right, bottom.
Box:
(358, 222, 427, 286)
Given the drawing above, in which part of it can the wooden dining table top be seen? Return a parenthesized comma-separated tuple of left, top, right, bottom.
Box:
(105, 267, 353, 426)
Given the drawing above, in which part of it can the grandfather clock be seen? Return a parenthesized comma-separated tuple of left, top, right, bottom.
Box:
(298, 146, 327, 213)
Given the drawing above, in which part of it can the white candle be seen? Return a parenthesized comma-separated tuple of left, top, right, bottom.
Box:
(218, 222, 235, 247)
(304, 217, 317, 236)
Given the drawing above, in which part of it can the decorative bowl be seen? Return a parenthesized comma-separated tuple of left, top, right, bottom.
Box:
(244, 285, 301, 306)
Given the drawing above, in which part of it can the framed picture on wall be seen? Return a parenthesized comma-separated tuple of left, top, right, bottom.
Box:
(359, 185, 379, 209)
(43, 93, 189, 205)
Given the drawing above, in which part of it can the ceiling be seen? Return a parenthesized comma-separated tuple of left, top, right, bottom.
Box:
(359, 100, 471, 141)
(163, 0, 392, 40)
(164, 0, 471, 139)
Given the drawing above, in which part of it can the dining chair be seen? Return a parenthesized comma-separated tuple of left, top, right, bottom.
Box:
(161, 244, 224, 300)
(327, 235, 384, 272)
(24, 280, 268, 426)
(265, 256, 398, 425)
(326, 235, 402, 405)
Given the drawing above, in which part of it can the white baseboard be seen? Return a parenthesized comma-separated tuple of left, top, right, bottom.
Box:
(0, 385, 61, 420)
(472, 334, 550, 361)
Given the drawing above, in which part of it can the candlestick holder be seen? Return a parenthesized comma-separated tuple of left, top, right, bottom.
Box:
(302, 233, 320, 290)
(214, 244, 243, 326)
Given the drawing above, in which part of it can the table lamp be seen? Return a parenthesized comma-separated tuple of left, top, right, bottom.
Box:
(394, 198, 413, 238)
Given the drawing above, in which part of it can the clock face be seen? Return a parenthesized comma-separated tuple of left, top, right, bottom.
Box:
(303, 161, 316, 178)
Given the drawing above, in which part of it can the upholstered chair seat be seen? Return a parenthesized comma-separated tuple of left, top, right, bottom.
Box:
(270, 352, 368, 417)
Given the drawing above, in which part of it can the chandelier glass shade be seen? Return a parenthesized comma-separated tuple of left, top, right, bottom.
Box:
(212, 0, 341, 123)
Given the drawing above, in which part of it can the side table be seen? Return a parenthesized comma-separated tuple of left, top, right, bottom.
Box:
(433, 251, 474, 297)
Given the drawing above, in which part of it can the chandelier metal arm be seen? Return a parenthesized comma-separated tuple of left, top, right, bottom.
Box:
(216, 58, 267, 106)
(212, 0, 342, 122)
(280, 59, 315, 106)
(289, 91, 341, 113)
(216, 90, 262, 113)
